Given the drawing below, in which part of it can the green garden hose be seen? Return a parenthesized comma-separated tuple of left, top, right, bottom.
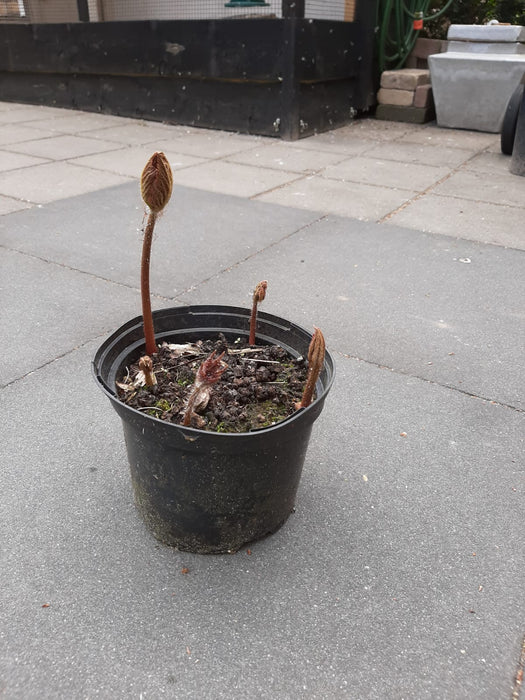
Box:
(377, 0, 455, 73)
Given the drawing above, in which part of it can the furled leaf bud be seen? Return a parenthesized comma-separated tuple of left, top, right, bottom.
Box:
(183, 351, 227, 427)
(296, 327, 325, 410)
(249, 280, 268, 345)
(194, 351, 227, 389)
(253, 280, 267, 305)
(140, 151, 173, 214)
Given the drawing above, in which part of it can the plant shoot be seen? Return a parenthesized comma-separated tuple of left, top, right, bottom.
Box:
(296, 327, 325, 409)
(138, 355, 157, 387)
(140, 152, 173, 355)
(183, 351, 227, 427)
(249, 280, 267, 345)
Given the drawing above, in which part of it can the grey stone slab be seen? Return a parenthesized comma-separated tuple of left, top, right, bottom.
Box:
(154, 131, 264, 159)
(178, 215, 525, 410)
(0, 124, 58, 146)
(70, 145, 206, 177)
(26, 112, 138, 134)
(4, 135, 123, 160)
(82, 122, 194, 145)
(432, 169, 525, 208)
(363, 140, 472, 168)
(321, 156, 449, 191)
(169, 160, 299, 197)
(290, 131, 376, 155)
(0, 105, 82, 123)
(0, 161, 132, 204)
(447, 23, 525, 43)
(448, 40, 525, 54)
(256, 175, 416, 220)
(398, 126, 500, 150)
(225, 143, 348, 173)
(1, 341, 523, 699)
(326, 119, 415, 142)
(0, 247, 142, 386)
(0, 149, 49, 171)
(461, 151, 515, 175)
(386, 192, 525, 250)
(0, 182, 320, 298)
(0, 195, 32, 215)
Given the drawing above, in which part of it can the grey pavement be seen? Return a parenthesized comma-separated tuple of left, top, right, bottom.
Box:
(0, 101, 524, 699)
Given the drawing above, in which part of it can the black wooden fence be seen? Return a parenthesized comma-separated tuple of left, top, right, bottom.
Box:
(0, 0, 377, 139)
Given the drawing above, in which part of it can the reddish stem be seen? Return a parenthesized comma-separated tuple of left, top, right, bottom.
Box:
(182, 351, 227, 427)
(249, 300, 257, 346)
(141, 212, 157, 355)
(296, 327, 325, 410)
(249, 281, 267, 346)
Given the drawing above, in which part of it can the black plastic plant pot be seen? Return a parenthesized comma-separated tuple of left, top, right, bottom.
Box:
(93, 305, 335, 554)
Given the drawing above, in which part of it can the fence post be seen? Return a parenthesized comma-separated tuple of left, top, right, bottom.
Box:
(282, 0, 305, 19)
(77, 0, 90, 22)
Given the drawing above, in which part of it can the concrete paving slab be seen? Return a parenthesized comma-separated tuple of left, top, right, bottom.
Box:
(225, 143, 348, 173)
(386, 193, 525, 250)
(287, 132, 376, 156)
(362, 140, 474, 168)
(81, 122, 189, 145)
(432, 169, 525, 208)
(256, 175, 417, 220)
(0, 182, 320, 298)
(154, 131, 264, 159)
(0, 124, 58, 146)
(322, 156, 450, 191)
(1, 340, 523, 699)
(0, 247, 142, 386)
(0, 161, 132, 203)
(0, 105, 81, 123)
(4, 135, 124, 160)
(461, 151, 515, 175)
(169, 160, 301, 198)
(0, 194, 32, 215)
(70, 146, 206, 177)
(333, 119, 414, 141)
(0, 149, 49, 172)
(25, 112, 141, 134)
(177, 214, 525, 410)
(398, 126, 500, 151)
(485, 138, 507, 154)
(0, 101, 22, 111)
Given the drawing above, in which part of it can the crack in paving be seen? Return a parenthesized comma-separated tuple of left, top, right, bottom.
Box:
(174, 213, 328, 297)
(335, 350, 524, 414)
(1, 215, 328, 389)
(0, 334, 108, 390)
(0, 243, 172, 300)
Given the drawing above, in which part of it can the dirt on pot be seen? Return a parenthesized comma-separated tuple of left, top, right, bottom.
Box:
(116, 334, 309, 433)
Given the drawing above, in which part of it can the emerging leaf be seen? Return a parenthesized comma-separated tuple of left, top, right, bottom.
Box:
(249, 280, 268, 345)
(139, 355, 157, 387)
(140, 152, 173, 214)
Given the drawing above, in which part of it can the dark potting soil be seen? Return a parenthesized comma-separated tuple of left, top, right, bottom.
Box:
(116, 334, 308, 433)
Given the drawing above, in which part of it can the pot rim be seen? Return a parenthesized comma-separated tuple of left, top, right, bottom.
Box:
(93, 304, 335, 439)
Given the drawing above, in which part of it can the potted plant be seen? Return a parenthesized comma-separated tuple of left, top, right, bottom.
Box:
(93, 152, 335, 554)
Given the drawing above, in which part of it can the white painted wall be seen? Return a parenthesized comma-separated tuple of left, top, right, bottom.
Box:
(24, 0, 78, 22)
(98, 0, 282, 21)
(304, 0, 345, 21)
